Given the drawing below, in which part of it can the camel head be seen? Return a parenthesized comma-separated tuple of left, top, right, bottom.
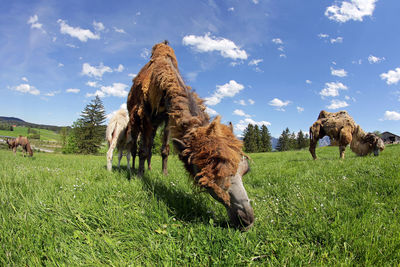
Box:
(6, 138, 14, 148)
(173, 116, 254, 230)
(364, 133, 385, 156)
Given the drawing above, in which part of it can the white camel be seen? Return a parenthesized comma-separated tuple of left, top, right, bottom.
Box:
(106, 108, 133, 171)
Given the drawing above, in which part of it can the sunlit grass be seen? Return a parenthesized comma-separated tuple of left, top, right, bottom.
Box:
(0, 145, 399, 265)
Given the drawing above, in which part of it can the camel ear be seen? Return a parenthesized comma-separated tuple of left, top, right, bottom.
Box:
(207, 116, 221, 134)
(228, 122, 234, 133)
(172, 138, 187, 152)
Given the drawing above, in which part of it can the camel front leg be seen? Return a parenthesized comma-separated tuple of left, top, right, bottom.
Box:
(309, 138, 318, 160)
(339, 146, 346, 159)
(161, 124, 170, 175)
(117, 150, 123, 168)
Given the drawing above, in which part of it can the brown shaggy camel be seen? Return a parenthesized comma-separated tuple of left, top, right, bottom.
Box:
(127, 41, 254, 230)
(106, 108, 133, 171)
(7, 136, 33, 156)
(309, 110, 385, 159)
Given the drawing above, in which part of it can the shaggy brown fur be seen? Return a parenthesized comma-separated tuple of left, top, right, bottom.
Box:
(127, 41, 245, 206)
(7, 136, 33, 156)
(309, 110, 384, 159)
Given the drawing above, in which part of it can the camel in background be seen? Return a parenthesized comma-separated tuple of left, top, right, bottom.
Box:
(7, 136, 33, 157)
(106, 108, 133, 171)
(309, 110, 385, 159)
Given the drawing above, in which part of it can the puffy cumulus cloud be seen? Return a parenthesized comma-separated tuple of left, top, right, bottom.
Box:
(268, 98, 291, 111)
(86, 81, 100, 88)
(320, 82, 348, 97)
(331, 67, 348, 77)
(57, 19, 100, 42)
(382, 110, 400, 121)
(81, 63, 112, 79)
(22, 77, 28, 82)
(380, 67, 400, 85)
(297, 106, 304, 113)
(330, 37, 343, 44)
(11, 83, 40, 95)
(27, 14, 45, 32)
(228, 7, 234, 12)
(318, 33, 329, 38)
(235, 118, 271, 134)
(248, 99, 255, 105)
(248, 59, 263, 66)
(306, 80, 312, 84)
(205, 80, 244, 106)
(206, 107, 218, 117)
(140, 48, 150, 59)
(368, 55, 385, 64)
(86, 83, 128, 98)
(93, 21, 105, 32)
(325, 0, 377, 23)
(182, 33, 248, 60)
(326, 99, 349, 109)
(128, 73, 137, 79)
(233, 109, 251, 118)
(66, 88, 80, 93)
(114, 64, 124, 72)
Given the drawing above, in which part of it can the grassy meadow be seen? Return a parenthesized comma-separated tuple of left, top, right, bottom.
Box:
(0, 126, 60, 141)
(0, 145, 399, 265)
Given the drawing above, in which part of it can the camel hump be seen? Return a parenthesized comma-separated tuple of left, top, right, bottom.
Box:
(317, 110, 330, 119)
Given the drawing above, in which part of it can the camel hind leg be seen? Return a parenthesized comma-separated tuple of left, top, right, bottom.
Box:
(107, 140, 117, 171)
(161, 124, 170, 175)
(339, 127, 352, 159)
(309, 124, 321, 160)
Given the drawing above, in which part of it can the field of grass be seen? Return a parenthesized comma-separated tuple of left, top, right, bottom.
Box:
(0, 126, 60, 141)
(0, 145, 399, 265)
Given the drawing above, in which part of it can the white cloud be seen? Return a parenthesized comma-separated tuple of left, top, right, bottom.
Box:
(182, 33, 248, 60)
(248, 99, 255, 105)
(81, 63, 112, 79)
(235, 118, 271, 133)
(331, 67, 348, 77)
(320, 82, 348, 97)
(44, 91, 59, 97)
(228, 7, 234, 12)
(113, 27, 126, 34)
(352, 59, 363, 65)
(297, 106, 304, 113)
(57, 19, 100, 42)
(368, 55, 385, 64)
(114, 64, 124, 72)
(235, 99, 247, 106)
(252, 0, 259, 4)
(27, 14, 45, 32)
(86, 81, 100, 87)
(205, 80, 244, 106)
(380, 67, 400, 85)
(326, 99, 349, 109)
(11, 84, 40, 95)
(268, 98, 291, 111)
(279, 54, 287, 58)
(140, 48, 150, 59)
(248, 59, 263, 66)
(306, 80, 312, 84)
(93, 21, 105, 32)
(325, 0, 377, 23)
(330, 37, 343, 44)
(128, 73, 137, 79)
(272, 38, 283, 45)
(86, 83, 129, 98)
(383, 110, 400, 121)
(206, 107, 218, 116)
(318, 33, 329, 38)
(233, 109, 251, 118)
(66, 88, 80, 93)
(22, 77, 28, 82)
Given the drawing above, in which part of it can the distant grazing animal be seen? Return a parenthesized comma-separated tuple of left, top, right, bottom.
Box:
(7, 136, 33, 156)
(309, 110, 385, 159)
(106, 108, 133, 171)
(127, 41, 254, 230)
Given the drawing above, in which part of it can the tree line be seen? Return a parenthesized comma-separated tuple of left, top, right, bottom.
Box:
(242, 124, 310, 153)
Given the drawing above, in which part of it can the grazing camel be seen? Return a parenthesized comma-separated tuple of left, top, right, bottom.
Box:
(106, 108, 133, 171)
(127, 41, 254, 230)
(309, 110, 385, 159)
(7, 136, 33, 156)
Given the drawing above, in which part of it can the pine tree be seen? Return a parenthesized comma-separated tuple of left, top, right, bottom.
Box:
(243, 124, 257, 153)
(296, 130, 308, 149)
(260, 125, 272, 152)
(73, 96, 106, 154)
(277, 127, 290, 151)
(254, 125, 261, 152)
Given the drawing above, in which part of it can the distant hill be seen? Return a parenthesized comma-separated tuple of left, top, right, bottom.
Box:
(0, 116, 65, 132)
(271, 137, 279, 150)
(319, 136, 331, 147)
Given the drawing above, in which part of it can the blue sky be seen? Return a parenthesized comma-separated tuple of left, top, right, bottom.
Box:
(1, 0, 399, 137)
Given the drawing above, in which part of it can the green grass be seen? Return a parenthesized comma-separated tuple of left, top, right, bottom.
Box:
(0, 145, 399, 265)
(0, 126, 60, 141)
